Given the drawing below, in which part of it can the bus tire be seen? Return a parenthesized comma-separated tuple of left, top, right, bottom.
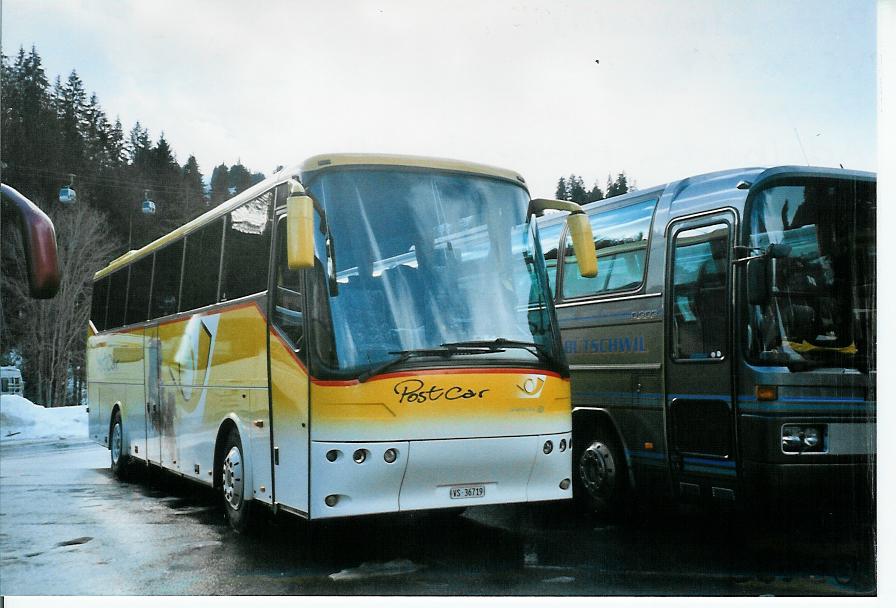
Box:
(221, 427, 252, 533)
(110, 410, 131, 480)
(573, 426, 627, 517)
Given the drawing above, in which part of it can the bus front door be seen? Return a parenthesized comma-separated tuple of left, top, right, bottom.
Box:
(268, 214, 311, 516)
(664, 214, 738, 502)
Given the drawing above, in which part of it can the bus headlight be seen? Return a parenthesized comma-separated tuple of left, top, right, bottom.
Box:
(782, 424, 826, 453)
(353, 449, 369, 464)
(383, 448, 398, 463)
(543, 440, 553, 454)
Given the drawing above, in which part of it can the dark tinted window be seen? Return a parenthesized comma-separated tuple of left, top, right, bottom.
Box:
(151, 241, 183, 318)
(221, 192, 273, 301)
(538, 221, 563, 298)
(106, 268, 129, 329)
(563, 199, 656, 299)
(670, 223, 729, 360)
(181, 219, 224, 312)
(125, 255, 153, 325)
(91, 277, 110, 330)
(272, 217, 305, 351)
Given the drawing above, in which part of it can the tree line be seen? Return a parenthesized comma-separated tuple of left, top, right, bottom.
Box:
(0, 46, 266, 406)
(554, 172, 632, 204)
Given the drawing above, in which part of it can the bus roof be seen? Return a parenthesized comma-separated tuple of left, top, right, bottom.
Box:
(538, 165, 876, 228)
(94, 153, 527, 280)
(300, 153, 527, 186)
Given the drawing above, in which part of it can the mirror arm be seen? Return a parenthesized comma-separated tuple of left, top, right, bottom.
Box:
(528, 198, 585, 218)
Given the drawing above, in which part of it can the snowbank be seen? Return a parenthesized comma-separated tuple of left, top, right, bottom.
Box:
(0, 395, 88, 442)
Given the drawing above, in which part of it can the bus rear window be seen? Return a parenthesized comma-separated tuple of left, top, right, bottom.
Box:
(91, 277, 110, 331)
(106, 268, 129, 329)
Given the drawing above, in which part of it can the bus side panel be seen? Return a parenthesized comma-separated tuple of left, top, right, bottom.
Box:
(121, 329, 146, 461)
(560, 298, 667, 491)
(87, 332, 112, 445)
(86, 329, 146, 458)
(86, 331, 103, 444)
(157, 303, 272, 500)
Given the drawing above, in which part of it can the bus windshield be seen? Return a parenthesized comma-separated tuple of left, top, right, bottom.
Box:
(303, 167, 559, 377)
(745, 179, 875, 371)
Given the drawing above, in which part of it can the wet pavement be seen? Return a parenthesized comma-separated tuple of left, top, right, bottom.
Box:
(0, 438, 876, 596)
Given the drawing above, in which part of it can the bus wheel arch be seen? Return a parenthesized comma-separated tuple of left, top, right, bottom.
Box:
(213, 417, 254, 532)
(572, 409, 629, 517)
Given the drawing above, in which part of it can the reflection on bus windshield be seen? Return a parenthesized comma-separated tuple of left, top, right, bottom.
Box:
(306, 169, 554, 372)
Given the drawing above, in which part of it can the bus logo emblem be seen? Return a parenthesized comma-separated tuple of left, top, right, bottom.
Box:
(517, 376, 546, 398)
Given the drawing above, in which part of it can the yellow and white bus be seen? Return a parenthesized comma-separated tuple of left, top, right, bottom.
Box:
(87, 154, 596, 529)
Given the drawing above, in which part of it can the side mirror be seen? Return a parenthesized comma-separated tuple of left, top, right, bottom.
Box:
(529, 198, 598, 279)
(1, 183, 61, 298)
(746, 257, 769, 305)
(286, 182, 314, 270)
(566, 213, 597, 278)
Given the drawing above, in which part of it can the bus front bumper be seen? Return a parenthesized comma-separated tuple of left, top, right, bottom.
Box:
(309, 433, 572, 519)
(741, 458, 875, 506)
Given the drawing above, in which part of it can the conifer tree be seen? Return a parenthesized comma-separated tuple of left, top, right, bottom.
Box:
(0, 45, 267, 403)
(606, 172, 629, 198)
(568, 174, 588, 204)
(210, 163, 230, 203)
(229, 162, 251, 195)
(555, 176, 569, 200)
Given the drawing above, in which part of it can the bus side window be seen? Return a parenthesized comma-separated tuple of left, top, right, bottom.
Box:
(125, 254, 153, 325)
(181, 218, 224, 312)
(151, 240, 184, 318)
(221, 192, 273, 301)
(562, 199, 656, 299)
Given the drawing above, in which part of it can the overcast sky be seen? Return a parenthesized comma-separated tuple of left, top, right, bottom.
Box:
(2, 0, 878, 198)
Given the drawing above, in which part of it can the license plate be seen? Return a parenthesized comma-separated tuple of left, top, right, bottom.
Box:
(449, 485, 485, 500)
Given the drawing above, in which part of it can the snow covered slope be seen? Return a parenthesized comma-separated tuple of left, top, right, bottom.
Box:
(0, 395, 87, 442)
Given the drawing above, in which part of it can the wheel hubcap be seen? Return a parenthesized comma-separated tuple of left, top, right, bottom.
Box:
(111, 422, 122, 464)
(579, 440, 616, 499)
(222, 446, 243, 510)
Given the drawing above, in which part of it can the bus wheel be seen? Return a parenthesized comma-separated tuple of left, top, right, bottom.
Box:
(221, 428, 252, 532)
(574, 429, 626, 516)
(110, 410, 131, 480)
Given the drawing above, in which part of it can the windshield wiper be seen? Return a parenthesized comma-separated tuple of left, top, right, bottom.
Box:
(358, 345, 499, 382)
(441, 338, 552, 362)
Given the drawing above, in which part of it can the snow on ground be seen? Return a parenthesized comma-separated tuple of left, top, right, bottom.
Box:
(0, 395, 87, 442)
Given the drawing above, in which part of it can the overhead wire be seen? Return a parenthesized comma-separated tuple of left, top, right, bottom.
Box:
(2, 163, 205, 196)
